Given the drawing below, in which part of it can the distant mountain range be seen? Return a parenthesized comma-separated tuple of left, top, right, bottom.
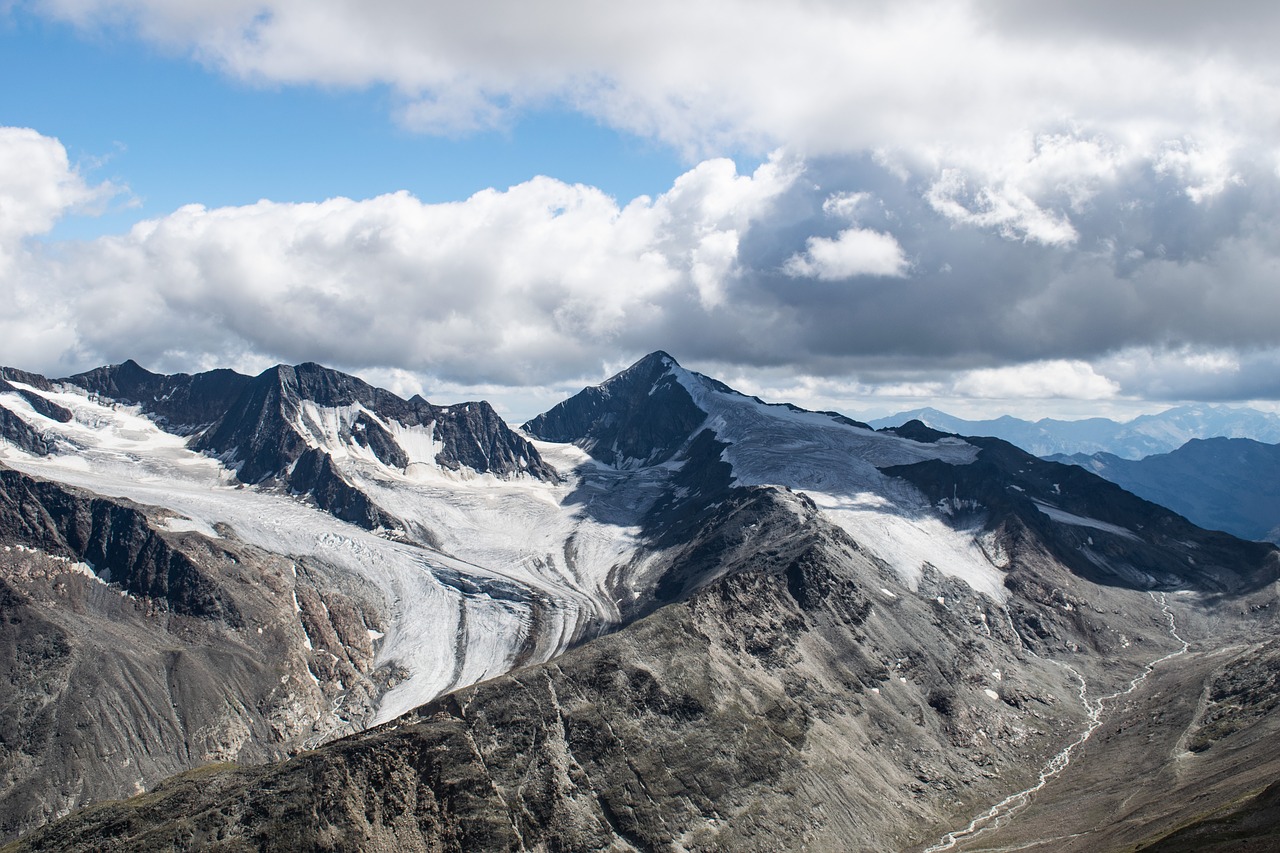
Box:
(869, 405, 1280, 459)
(1049, 438, 1280, 545)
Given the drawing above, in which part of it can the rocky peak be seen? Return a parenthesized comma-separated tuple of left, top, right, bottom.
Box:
(879, 418, 955, 444)
(194, 362, 555, 486)
(0, 372, 73, 427)
(523, 351, 709, 467)
(0, 366, 57, 393)
(881, 436, 1279, 594)
(63, 360, 252, 434)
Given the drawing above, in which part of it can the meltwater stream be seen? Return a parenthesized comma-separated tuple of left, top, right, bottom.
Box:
(923, 592, 1190, 853)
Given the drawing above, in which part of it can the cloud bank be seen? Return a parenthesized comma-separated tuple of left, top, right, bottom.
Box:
(5, 123, 1280, 416)
(8, 1, 1280, 415)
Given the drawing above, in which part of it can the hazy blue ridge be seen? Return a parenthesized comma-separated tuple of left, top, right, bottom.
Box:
(869, 405, 1280, 460)
(1047, 437, 1280, 544)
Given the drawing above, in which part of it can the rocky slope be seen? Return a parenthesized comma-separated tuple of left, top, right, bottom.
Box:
(15, 359, 557, 533)
(10, 480, 1276, 852)
(0, 466, 386, 841)
(64, 360, 252, 435)
(0, 362, 583, 842)
(191, 361, 555, 486)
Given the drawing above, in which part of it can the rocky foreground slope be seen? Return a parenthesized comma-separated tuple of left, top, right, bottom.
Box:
(3, 353, 1280, 851)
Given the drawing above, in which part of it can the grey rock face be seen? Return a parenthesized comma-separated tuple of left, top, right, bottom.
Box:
(883, 436, 1277, 594)
(0, 467, 387, 843)
(0, 468, 239, 622)
(63, 360, 252, 435)
(0, 377, 73, 456)
(12, 485, 1254, 852)
(6, 353, 1280, 851)
(524, 351, 709, 467)
(30, 359, 556, 537)
(0, 406, 54, 457)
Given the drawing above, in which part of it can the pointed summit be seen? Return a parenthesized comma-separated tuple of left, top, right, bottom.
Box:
(523, 352, 707, 467)
(66, 359, 162, 399)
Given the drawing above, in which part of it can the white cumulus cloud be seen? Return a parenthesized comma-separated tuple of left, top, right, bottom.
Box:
(0, 127, 115, 264)
(0, 128, 799, 384)
(783, 228, 909, 280)
(951, 360, 1121, 400)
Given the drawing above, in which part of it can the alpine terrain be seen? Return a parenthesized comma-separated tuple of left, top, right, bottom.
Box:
(1, 352, 1278, 851)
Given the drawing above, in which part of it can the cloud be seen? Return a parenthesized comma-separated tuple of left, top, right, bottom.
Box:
(34, 2, 1280, 158)
(951, 360, 1120, 400)
(0, 127, 114, 263)
(783, 228, 909, 280)
(27, 0, 1280, 271)
(783, 191, 909, 279)
(6, 114, 1280, 417)
(0, 128, 802, 384)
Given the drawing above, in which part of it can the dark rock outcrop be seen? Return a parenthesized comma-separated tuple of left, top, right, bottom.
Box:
(0, 406, 54, 457)
(285, 447, 399, 530)
(0, 372, 75, 456)
(882, 437, 1279, 594)
(6, 501, 1100, 852)
(1050, 437, 1280, 544)
(64, 360, 252, 434)
(194, 362, 554, 484)
(0, 467, 387, 843)
(0, 468, 238, 623)
(524, 351, 709, 467)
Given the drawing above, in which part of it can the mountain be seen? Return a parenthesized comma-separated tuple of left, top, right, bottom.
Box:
(2, 353, 1280, 851)
(63, 359, 252, 434)
(1049, 437, 1280, 544)
(0, 359, 576, 837)
(870, 404, 1280, 459)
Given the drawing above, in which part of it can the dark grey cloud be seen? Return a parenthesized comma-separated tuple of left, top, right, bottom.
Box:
(981, 1, 1280, 56)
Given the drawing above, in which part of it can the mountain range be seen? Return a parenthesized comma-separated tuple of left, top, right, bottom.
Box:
(869, 405, 1280, 459)
(1, 353, 1278, 851)
(1049, 438, 1280, 545)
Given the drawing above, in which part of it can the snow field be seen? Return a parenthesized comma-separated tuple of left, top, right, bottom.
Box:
(0, 383, 649, 724)
(671, 365, 1008, 601)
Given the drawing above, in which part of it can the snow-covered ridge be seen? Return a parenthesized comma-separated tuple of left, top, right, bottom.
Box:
(670, 364, 1008, 600)
(0, 382, 655, 725)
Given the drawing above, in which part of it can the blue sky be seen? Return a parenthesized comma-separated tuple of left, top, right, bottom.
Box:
(1, 8, 692, 240)
(4, 1, 1280, 422)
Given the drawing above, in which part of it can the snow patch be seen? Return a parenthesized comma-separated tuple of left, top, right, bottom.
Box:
(0, 379, 657, 727)
(1033, 501, 1140, 541)
(157, 516, 221, 538)
(671, 366, 1006, 601)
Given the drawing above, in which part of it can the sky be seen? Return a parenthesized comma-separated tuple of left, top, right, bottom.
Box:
(4, 0, 1280, 424)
